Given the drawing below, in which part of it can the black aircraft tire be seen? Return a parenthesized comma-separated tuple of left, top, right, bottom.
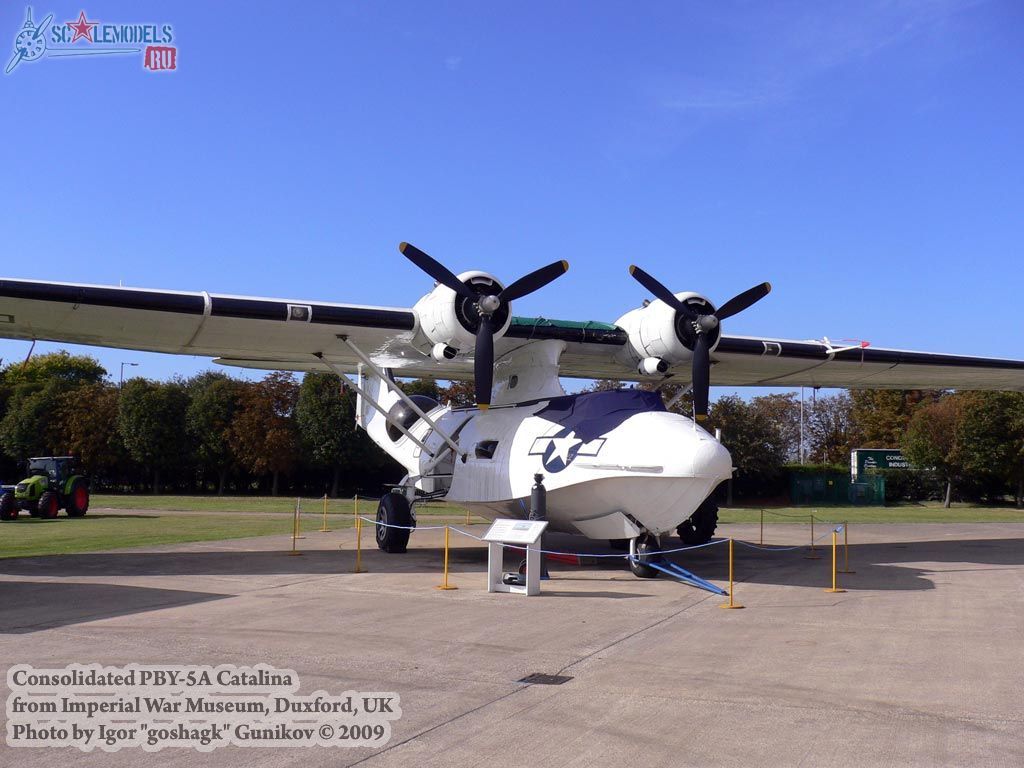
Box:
(375, 493, 413, 554)
(677, 499, 719, 546)
(0, 493, 16, 521)
(628, 533, 660, 579)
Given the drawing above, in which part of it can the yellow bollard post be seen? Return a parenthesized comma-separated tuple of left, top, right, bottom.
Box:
(824, 530, 846, 593)
(293, 498, 305, 539)
(838, 521, 856, 574)
(353, 494, 359, 530)
(353, 514, 367, 573)
(465, 507, 471, 526)
(759, 508, 764, 545)
(320, 493, 330, 532)
(719, 538, 744, 609)
(287, 502, 303, 556)
(435, 526, 459, 590)
(804, 513, 820, 559)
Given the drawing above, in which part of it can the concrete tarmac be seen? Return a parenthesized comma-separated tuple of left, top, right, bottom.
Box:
(1, 515, 1022, 767)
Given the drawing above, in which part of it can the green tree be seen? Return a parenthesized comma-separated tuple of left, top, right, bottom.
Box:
(2, 351, 106, 389)
(230, 373, 300, 496)
(403, 379, 442, 400)
(296, 372, 353, 497)
(902, 396, 966, 508)
(707, 395, 789, 497)
(438, 380, 475, 408)
(851, 390, 941, 448)
(186, 374, 244, 495)
(806, 393, 862, 465)
(56, 382, 130, 480)
(1, 381, 66, 459)
(958, 392, 1024, 507)
(749, 392, 801, 461)
(0, 352, 107, 461)
(118, 379, 190, 494)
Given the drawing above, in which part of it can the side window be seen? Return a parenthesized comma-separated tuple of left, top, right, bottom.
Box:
(474, 440, 499, 460)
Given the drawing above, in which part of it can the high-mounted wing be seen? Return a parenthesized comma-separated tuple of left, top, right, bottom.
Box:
(0, 278, 418, 373)
(1, 278, 1023, 391)
(706, 335, 1024, 391)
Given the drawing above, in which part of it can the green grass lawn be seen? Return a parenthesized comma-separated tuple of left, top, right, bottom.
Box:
(0, 513, 298, 560)
(90, 494, 473, 519)
(2, 495, 1022, 561)
(0, 496, 481, 560)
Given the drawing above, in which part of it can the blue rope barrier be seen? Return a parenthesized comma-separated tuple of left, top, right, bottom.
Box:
(359, 516, 731, 559)
(361, 517, 836, 558)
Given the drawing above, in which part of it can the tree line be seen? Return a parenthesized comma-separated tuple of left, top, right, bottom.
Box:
(591, 380, 1024, 507)
(1, 353, 1021, 504)
(0, 353, 422, 496)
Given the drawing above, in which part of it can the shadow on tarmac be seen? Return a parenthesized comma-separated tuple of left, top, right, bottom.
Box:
(0, 581, 227, 634)
(0, 534, 1021, 595)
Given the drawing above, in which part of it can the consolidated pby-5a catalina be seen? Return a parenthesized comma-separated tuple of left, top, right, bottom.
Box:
(2, 244, 1023, 577)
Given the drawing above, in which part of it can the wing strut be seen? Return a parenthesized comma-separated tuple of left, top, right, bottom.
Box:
(313, 353, 437, 457)
(336, 334, 464, 457)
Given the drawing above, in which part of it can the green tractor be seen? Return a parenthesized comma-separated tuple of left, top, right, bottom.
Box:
(0, 457, 90, 521)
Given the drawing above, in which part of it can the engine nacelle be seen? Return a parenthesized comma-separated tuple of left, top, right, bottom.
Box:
(411, 271, 512, 355)
(614, 291, 720, 373)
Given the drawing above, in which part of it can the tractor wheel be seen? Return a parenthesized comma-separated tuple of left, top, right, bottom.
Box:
(0, 492, 16, 521)
(38, 491, 60, 519)
(677, 499, 719, 546)
(375, 493, 413, 553)
(65, 479, 89, 517)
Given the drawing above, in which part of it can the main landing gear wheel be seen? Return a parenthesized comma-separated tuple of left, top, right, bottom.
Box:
(628, 533, 660, 579)
(0, 492, 16, 521)
(677, 499, 719, 546)
(375, 493, 413, 554)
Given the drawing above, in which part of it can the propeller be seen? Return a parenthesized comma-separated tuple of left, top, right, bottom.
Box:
(400, 242, 569, 409)
(628, 265, 771, 421)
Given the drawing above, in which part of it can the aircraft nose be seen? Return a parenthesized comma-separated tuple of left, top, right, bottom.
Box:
(602, 412, 733, 482)
(689, 432, 733, 482)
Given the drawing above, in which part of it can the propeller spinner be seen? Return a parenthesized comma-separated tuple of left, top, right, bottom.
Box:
(400, 242, 569, 409)
(628, 265, 771, 421)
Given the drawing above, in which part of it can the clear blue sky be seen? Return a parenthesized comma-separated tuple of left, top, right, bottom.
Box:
(1, 1, 1022, 395)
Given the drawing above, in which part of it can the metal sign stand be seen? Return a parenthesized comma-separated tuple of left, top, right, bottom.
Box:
(483, 518, 549, 596)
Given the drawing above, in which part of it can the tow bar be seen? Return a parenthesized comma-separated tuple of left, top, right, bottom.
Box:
(629, 556, 728, 596)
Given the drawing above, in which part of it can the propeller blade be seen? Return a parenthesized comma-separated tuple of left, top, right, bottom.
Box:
(474, 315, 495, 409)
(399, 242, 473, 298)
(692, 332, 710, 421)
(628, 265, 695, 318)
(715, 282, 771, 321)
(499, 260, 569, 303)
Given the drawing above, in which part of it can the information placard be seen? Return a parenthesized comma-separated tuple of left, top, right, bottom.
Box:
(482, 518, 548, 546)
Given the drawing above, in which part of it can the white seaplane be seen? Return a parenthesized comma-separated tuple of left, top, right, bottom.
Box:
(2, 243, 1023, 577)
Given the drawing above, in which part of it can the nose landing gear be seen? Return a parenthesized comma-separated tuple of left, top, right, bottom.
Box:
(628, 533, 661, 579)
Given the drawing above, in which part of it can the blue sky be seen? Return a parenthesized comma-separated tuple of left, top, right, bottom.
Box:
(1, 1, 1022, 395)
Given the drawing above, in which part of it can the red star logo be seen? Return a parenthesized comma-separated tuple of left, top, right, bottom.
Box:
(66, 10, 98, 44)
